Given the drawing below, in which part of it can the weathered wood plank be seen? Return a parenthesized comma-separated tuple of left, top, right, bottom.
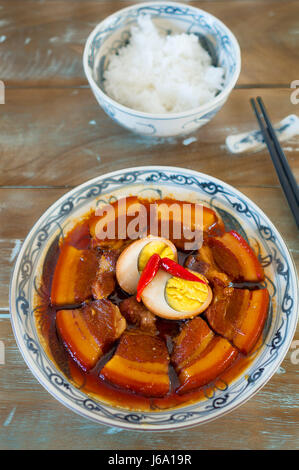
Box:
(0, 1, 298, 86)
(0, 318, 298, 450)
(0, 239, 23, 310)
(0, 87, 298, 188)
(0, 186, 298, 310)
(0, 188, 67, 309)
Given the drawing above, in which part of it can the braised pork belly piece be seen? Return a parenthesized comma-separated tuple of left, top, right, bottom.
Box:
(205, 286, 269, 355)
(89, 196, 225, 252)
(100, 330, 170, 397)
(186, 230, 265, 284)
(91, 249, 120, 300)
(171, 317, 238, 393)
(51, 245, 99, 306)
(51, 243, 124, 306)
(89, 197, 143, 247)
(207, 230, 264, 282)
(119, 296, 157, 334)
(56, 299, 126, 371)
(185, 243, 230, 287)
(150, 199, 225, 250)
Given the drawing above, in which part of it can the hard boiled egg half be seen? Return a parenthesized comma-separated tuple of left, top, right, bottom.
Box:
(141, 270, 212, 320)
(116, 236, 177, 295)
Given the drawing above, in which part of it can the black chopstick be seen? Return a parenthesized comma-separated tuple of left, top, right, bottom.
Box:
(250, 97, 299, 228)
(256, 97, 299, 205)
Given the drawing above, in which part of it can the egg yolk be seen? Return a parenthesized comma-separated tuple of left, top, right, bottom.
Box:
(165, 273, 209, 313)
(138, 241, 175, 271)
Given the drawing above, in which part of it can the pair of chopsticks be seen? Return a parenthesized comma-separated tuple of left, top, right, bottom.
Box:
(250, 97, 299, 228)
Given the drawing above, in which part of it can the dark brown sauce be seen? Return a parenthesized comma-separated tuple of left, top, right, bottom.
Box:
(34, 207, 262, 412)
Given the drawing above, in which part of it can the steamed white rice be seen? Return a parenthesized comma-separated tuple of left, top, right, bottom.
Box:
(103, 16, 224, 114)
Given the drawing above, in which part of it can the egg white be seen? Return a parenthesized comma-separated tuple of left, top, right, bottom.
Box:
(141, 270, 212, 320)
(115, 235, 177, 294)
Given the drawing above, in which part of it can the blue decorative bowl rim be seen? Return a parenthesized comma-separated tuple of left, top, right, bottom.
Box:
(9, 166, 298, 431)
(83, 1, 241, 119)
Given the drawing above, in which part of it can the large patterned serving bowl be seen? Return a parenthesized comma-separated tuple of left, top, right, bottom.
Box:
(10, 166, 298, 431)
(83, 1, 241, 137)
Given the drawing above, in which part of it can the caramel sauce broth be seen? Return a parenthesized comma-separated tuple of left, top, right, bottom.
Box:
(34, 207, 260, 412)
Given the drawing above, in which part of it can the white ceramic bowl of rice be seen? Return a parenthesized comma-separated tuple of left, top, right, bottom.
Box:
(83, 2, 241, 137)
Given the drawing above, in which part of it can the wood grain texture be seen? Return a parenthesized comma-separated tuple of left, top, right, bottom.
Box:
(1, 87, 298, 188)
(0, 1, 298, 86)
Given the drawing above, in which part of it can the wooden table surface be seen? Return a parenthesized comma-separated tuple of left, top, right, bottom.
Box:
(0, 0, 298, 450)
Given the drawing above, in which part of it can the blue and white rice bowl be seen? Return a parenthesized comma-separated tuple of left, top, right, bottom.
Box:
(83, 2, 241, 137)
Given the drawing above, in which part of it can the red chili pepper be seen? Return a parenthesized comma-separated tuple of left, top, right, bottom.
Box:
(160, 258, 207, 285)
(136, 253, 161, 302)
